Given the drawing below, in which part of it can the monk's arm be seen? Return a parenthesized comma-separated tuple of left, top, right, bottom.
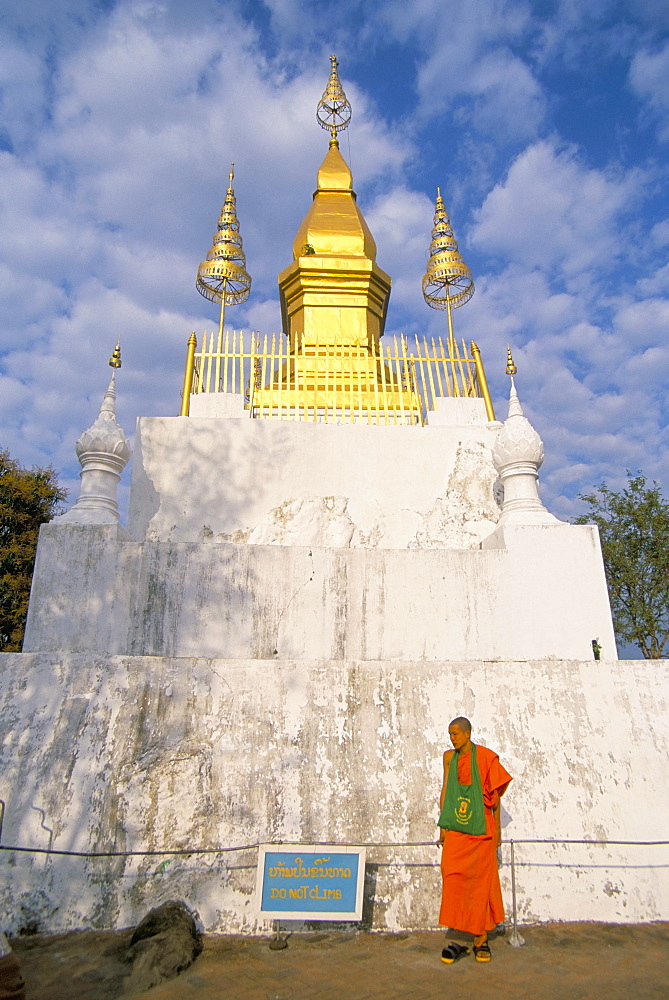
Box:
(438, 750, 454, 844)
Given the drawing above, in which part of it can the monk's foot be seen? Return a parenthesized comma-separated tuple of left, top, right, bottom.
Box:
(473, 941, 491, 962)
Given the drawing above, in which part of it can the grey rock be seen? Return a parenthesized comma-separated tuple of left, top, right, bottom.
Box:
(123, 900, 203, 994)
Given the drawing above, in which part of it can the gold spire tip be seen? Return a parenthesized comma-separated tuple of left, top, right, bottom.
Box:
(108, 343, 122, 369)
(506, 345, 518, 376)
(316, 54, 352, 145)
(228, 163, 234, 188)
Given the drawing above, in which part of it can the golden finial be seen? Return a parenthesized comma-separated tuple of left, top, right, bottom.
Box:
(422, 188, 474, 312)
(506, 345, 518, 376)
(422, 188, 474, 362)
(316, 55, 352, 148)
(196, 163, 251, 308)
(108, 343, 122, 369)
(196, 163, 251, 349)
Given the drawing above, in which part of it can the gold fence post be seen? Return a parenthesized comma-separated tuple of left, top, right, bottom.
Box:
(180, 333, 197, 416)
(471, 340, 495, 421)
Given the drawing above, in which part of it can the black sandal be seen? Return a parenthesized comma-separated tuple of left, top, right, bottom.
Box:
(441, 942, 470, 964)
(473, 942, 491, 962)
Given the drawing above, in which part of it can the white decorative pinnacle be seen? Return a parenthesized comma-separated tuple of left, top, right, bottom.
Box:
(491, 378, 557, 525)
(59, 372, 132, 524)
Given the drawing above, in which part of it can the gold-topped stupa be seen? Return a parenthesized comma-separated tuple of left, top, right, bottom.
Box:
(183, 57, 494, 424)
(253, 56, 420, 418)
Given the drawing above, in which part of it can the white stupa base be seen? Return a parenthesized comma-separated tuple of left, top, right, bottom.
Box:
(0, 652, 666, 934)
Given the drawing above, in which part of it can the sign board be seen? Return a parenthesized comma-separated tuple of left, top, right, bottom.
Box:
(256, 844, 366, 921)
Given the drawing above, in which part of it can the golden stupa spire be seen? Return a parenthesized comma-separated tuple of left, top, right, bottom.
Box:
(422, 189, 474, 360)
(196, 163, 251, 346)
(291, 60, 374, 262)
(316, 55, 352, 148)
(506, 345, 518, 376)
(108, 342, 122, 369)
(181, 59, 494, 424)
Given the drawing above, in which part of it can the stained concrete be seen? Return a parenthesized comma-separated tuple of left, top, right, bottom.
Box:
(1, 653, 667, 933)
(22, 523, 616, 661)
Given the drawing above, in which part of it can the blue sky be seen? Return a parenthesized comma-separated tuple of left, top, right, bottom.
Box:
(1, 0, 668, 528)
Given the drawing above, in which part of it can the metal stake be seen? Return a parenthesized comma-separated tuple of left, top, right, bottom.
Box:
(508, 840, 525, 947)
(269, 918, 288, 950)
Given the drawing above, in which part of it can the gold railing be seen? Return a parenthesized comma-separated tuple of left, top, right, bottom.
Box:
(181, 330, 494, 423)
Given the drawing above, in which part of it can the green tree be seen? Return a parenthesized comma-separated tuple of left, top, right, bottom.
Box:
(0, 449, 67, 651)
(574, 472, 669, 659)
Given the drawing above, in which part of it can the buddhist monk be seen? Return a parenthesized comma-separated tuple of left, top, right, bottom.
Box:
(438, 716, 512, 964)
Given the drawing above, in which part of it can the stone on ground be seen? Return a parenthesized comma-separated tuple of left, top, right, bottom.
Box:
(0, 951, 26, 1000)
(123, 901, 203, 994)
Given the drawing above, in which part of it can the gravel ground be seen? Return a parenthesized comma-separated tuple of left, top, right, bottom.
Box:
(11, 922, 669, 1000)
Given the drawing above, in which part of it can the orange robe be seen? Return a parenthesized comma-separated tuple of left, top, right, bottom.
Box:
(439, 744, 512, 935)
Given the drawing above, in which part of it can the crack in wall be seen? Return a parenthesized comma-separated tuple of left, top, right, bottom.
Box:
(273, 548, 315, 656)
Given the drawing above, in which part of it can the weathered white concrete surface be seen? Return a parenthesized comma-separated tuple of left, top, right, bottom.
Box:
(127, 416, 502, 549)
(23, 522, 616, 662)
(189, 393, 247, 418)
(0, 653, 666, 934)
(425, 397, 493, 426)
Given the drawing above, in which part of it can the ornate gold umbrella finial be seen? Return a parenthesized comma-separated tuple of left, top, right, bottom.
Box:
(108, 343, 122, 369)
(422, 188, 474, 312)
(422, 188, 474, 359)
(196, 162, 251, 344)
(506, 345, 518, 376)
(316, 55, 352, 148)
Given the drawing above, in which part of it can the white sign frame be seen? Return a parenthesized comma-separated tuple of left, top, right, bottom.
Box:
(255, 844, 366, 921)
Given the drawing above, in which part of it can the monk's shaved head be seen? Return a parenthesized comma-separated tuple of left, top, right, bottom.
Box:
(449, 716, 471, 734)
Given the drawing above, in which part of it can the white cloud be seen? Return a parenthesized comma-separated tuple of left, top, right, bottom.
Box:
(419, 46, 545, 141)
(637, 263, 669, 296)
(613, 296, 669, 347)
(364, 186, 433, 315)
(650, 218, 669, 247)
(629, 41, 669, 140)
(471, 141, 639, 279)
(381, 0, 544, 141)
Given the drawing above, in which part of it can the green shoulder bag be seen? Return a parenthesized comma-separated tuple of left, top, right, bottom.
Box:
(437, 744, 487, 836)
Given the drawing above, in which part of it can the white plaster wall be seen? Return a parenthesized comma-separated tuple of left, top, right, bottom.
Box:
(127, 416, 502, 549)
(189, 393, 247, 418)
(23, 522, 616, 662)
(425, 397, 492, 426)
(0, 652, 666, 934)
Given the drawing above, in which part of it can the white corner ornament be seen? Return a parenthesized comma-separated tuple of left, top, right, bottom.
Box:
(491, 378, 557, 525)
(59, 372, 132, 524)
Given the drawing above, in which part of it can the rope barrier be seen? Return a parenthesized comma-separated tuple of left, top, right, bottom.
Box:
(2, 830, 666, 945)
(0, 838, 666, 859)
